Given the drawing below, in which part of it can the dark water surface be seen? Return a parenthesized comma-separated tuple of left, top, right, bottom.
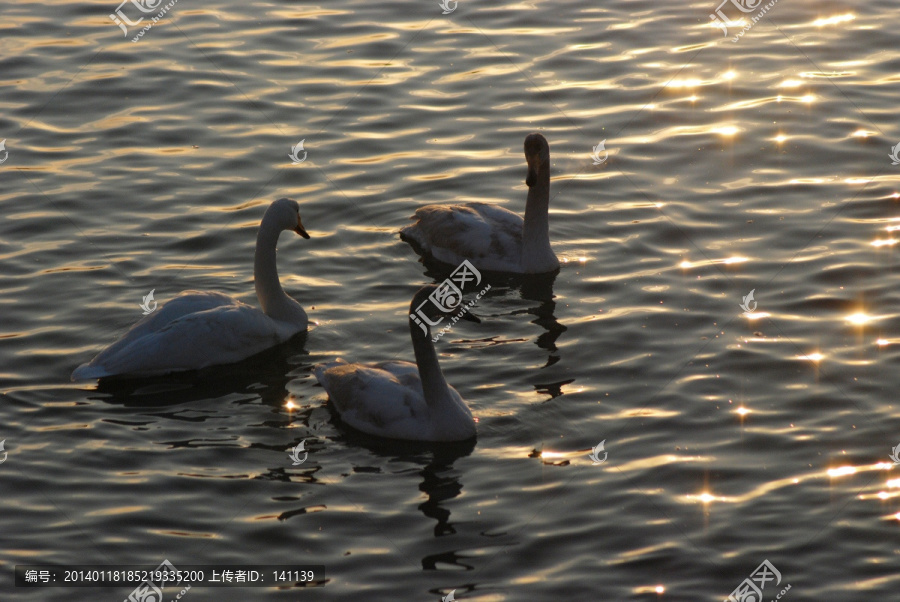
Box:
(2, 0, 899, 600)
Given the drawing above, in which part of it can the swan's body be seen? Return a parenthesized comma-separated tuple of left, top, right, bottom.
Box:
(401, 133, 558, 274)
(72, 198, 310, 380)
(315, 286, 476, 442)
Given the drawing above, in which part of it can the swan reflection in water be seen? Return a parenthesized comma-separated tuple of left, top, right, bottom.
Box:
(417, 257, 568, 368)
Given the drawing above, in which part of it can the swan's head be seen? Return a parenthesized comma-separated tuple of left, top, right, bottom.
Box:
(270, 197, 310, 239)
(409, 284, 481, 330)
(524, 132, 550, 187)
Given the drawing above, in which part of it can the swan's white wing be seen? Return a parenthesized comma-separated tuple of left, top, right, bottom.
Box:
(73, 301, 283, 378)
(315, 360, 433, 439)
(371, 360, 421, 383)
(73, 291, 238, 379)
(401, 202, 523, 272)
(122, 291, 238, 341)
(464, 202, 524, 235)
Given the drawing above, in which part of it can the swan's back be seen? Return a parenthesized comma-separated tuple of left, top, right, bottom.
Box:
(315, 359, 474, 441)
(114, 291, 235, 342)
(72, 291, 293, 379)
(401, 202, 524, 272)
(316, 359, 428, 438)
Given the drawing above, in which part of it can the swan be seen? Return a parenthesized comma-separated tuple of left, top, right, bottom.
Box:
(71, 198, 310, 380)
(400, 132, 559, 274)
(314, 285, 477, 442)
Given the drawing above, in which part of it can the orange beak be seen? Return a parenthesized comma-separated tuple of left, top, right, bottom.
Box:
(294, 217, 310, 239)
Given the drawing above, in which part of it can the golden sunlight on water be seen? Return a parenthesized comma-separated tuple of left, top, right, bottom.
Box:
(812, 13, 855, 28)
(742, 311, 772, 320)
(688, 491, 730, 505)
(4, 0, 900, 598)
(679, 257, 748, 270)
(845, 312, 875, 326)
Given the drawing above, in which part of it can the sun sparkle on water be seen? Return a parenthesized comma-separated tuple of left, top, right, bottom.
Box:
(813, 13, 855, 27)
(845, 312, 873, 326)
(828, 466, 856, 477)
(679, 256, 747, 269)
(668, 78, 703, 88)
(743, 311, 772, 320)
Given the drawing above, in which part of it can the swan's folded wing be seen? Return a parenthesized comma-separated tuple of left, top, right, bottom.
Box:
(401, 202, 522, 269)
(464, 202, 523, 238)
(114, 291, 239, 343)
(371, 360, 420, 382)
(315, 361, 428, 436)
(84, 303, 281, 377)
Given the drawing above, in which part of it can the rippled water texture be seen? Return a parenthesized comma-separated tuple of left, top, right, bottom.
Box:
(2, 0, 900, 600)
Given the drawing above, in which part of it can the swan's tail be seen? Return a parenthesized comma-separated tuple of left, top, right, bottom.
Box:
(71, 362, 111, 381)
(313, 358, 348, 390)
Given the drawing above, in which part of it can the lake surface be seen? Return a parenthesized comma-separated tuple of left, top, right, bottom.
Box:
(2, 0, 899, 600)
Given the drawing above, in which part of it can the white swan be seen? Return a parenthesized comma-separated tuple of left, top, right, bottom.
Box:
(400, 133, 559, 274)
(314, 285, 477, 442)
(71, 198, 310, 380)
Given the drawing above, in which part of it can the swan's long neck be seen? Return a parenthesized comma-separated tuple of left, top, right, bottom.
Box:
(522, 164, 553, 267)
(409, 319, 452, 408)
(254, 218, 305, 323)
